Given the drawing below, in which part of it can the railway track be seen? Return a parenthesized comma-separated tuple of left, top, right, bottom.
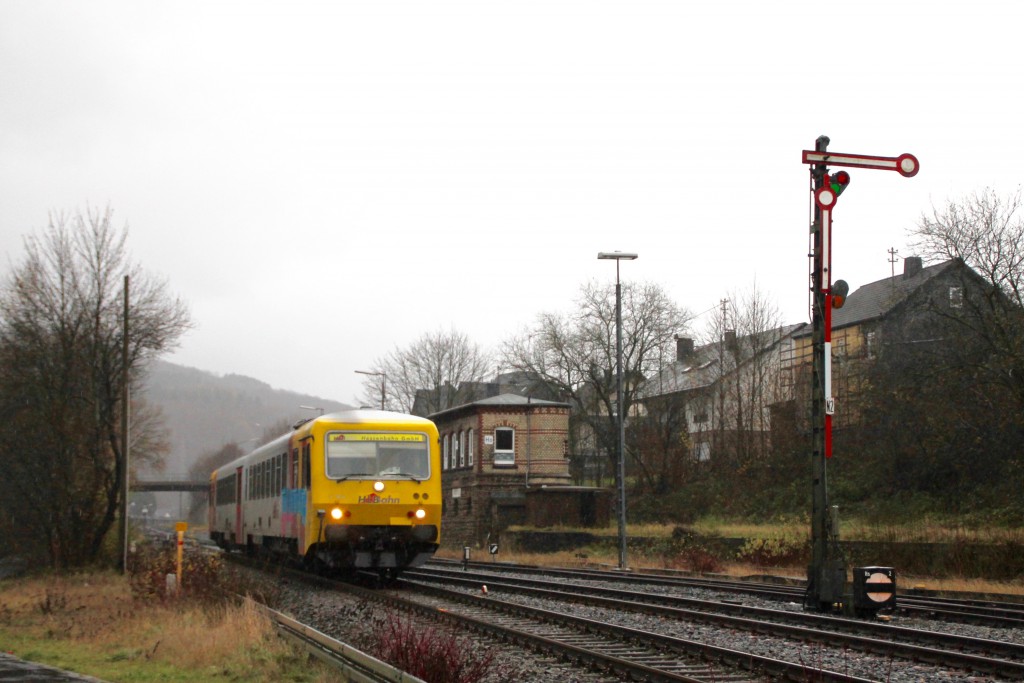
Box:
(433, 558, 1024, 627)
(407, 564, 1024, 679)
(229, 554, 863, 681)
(227, 553, 1024, 681)
(387, 577, 873, 682)
(260, 601, 428, 683)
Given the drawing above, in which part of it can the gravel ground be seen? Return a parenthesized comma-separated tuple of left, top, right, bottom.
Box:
(238, 564, 1024, 682)
(240, 567, 616, 682)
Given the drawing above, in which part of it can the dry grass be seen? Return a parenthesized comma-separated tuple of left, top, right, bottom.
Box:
(0, 571, 334, 682)
(443, 522, 1024, 597)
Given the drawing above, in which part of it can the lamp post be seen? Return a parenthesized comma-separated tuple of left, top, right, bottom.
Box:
(355, 370, 387, 410)
(597, 250, 637, 571)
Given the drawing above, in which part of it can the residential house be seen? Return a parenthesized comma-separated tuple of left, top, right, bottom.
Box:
(639, 324, 806, 464)
(786, 256, 972, 430)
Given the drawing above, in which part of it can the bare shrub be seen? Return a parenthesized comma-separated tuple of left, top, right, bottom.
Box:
(366, 610, 518, 683)
(669, 526, 724, 573)
(128, 543, 227, 603)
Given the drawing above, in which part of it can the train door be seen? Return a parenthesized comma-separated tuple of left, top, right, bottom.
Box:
(234, 466, 243, 543)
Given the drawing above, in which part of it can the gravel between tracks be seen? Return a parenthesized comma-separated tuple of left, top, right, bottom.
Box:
(240, 564, 1024, 682)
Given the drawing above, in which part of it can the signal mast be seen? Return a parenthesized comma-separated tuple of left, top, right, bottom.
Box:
(801, 136, 918, 611)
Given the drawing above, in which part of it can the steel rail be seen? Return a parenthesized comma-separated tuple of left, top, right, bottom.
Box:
(417, 566, 1024, 657)
(433, 558, 1024, 627)
(408, 567, 1024, 679)
(227, 554, 865, 682)
(245, 596, 427, 683)
(394, 578, 877, 683)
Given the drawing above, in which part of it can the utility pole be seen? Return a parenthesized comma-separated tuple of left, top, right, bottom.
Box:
(120, 275, 130, 574)
(888, 247, 900, 278)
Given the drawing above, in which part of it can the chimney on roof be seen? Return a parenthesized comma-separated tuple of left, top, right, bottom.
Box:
(675, 336, 694, 362)
(904, 256, 923, 278)
(724, 329, 738, 350)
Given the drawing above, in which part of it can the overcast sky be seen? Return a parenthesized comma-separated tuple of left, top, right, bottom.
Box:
(2, 1, 1021, 406)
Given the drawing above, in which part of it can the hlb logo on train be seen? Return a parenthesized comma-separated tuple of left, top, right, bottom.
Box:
(359, 493, 399, 504)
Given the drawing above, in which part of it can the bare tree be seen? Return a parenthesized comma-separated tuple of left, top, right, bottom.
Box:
(501, 280, 690, 489)
(910, 188, 1024, 407)
(685, 284, 788, 478)
(360, 327, 493, 414)
(0, 206, 191, 568)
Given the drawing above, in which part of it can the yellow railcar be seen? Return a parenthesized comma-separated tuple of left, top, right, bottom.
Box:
(209, 409, 441, 577)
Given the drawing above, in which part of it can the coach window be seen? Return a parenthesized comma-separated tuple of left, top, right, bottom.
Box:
(493, 427, 514, 466)
(302, 443, 311, 488)
(291, 449, 299, 488)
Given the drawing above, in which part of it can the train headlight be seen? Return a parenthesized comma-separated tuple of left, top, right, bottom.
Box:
(330, 507, 343, 520)
(373, 481, 385, 492)
(414, 508, 426, 520)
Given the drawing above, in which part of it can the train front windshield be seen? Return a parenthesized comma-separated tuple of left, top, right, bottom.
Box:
(325, 432, 430, 480)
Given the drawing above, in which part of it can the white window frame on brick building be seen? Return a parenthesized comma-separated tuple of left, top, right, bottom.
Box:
(459, 430, 466, 467)
(442, 434, 449, 470)
(467, 428, 474, 467)
(493, 427, 515, 466)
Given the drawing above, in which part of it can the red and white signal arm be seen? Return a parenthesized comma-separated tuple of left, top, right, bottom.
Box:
(802, 150, 920, 177)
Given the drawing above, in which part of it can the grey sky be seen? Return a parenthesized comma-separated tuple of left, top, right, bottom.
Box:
(2, 0, 1021, 405)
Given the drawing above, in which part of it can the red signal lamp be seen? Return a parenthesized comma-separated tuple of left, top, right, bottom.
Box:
(832, 279, 850, 309)
(829, 170, 851, 196)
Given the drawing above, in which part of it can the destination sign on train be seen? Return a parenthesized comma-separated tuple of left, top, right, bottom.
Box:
(328, 433, 425, 442)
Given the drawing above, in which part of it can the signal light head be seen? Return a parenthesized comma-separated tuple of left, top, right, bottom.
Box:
(829, 170, 851, 196)
(832, 279, 850, 309)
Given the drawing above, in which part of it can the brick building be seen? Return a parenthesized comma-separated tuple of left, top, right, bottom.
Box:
(430, 394, 609, 550)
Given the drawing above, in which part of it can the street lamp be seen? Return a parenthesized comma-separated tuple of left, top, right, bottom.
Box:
(355, 370, 387, 410)
(597, 250, 638, 571)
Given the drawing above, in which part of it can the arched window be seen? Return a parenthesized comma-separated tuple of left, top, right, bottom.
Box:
(442, 434, 450, 470)
(467, 428, 474, 467)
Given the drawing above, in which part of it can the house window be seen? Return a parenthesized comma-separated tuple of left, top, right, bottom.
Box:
(949, 286, 963, 309)
(467, 429, 474, 467)
(455, 430, 463, 468)
(865, 330, 878, 359)
(694, 441, 711, 462)
(442, 434, 449, 470)
(459, 430, 467, 467)
(835, 336, 847, 358)
(493, 427, 515, 466)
